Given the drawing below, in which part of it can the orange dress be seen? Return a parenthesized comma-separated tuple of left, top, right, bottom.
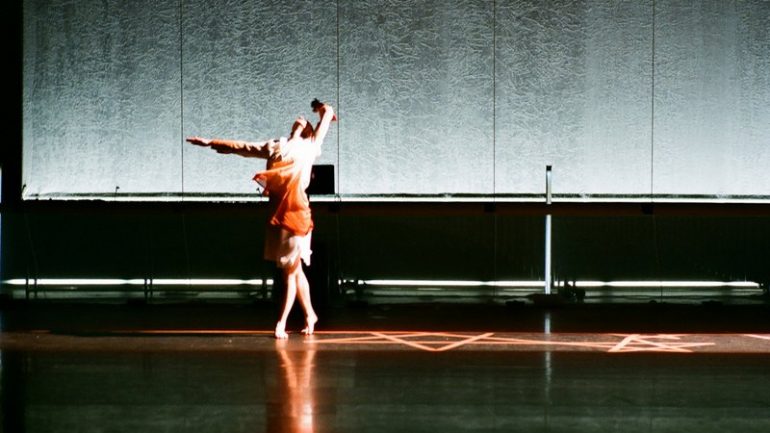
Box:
(254, 136, 321, 268)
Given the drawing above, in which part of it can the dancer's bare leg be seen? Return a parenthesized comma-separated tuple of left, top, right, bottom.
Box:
(275, 259, 299, 339)
(295, 268, 318, 335)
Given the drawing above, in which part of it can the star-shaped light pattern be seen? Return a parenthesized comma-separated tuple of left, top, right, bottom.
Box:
(306, 332, 719, 353)
(606, 334, 715, 353)
(306, 332, 498, 352)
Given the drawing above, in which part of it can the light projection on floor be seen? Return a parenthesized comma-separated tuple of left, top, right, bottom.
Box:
(4, 331, 769, 354)
(306, 332, 718, 353)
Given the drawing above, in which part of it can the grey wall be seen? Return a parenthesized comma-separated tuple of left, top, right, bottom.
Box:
(22, 0, 770, 200)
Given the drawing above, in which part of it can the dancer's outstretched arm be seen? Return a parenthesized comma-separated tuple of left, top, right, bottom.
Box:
(186, 136, 279, 159)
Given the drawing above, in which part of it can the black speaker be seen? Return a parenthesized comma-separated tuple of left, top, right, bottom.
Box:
(307, 164, 335, 195)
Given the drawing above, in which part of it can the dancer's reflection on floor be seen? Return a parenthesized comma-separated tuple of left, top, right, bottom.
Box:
(270, 340, 317, 433)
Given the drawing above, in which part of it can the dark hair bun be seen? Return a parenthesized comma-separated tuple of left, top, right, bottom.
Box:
(311, 99, 323, 111)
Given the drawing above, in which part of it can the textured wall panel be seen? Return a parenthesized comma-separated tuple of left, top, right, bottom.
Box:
(653, 0, 770, 196)
(495, 0, 653, 196)
(22, 0, 770, 200)
(338, 0, 494, 195)
(182, 0, 338, 195)
(23, 0, 181, 196)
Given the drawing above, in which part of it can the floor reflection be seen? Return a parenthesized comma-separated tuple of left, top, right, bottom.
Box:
(1, 337, 769, 432)
(271, 341, 317, 433)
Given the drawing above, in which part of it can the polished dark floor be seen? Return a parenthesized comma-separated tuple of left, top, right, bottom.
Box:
(2, 302, 770, 432)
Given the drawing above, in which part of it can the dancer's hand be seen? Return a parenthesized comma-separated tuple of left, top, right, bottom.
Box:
(186, 136, 212, 146)
(311, 99, 337, 121)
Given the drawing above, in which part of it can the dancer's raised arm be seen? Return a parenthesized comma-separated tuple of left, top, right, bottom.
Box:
(186, 136, 279, 159)
(310, 99, 335, 145)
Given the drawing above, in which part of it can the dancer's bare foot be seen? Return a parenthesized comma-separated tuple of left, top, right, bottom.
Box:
(275, 322, 289, 339)
(301, 314, 318, 336)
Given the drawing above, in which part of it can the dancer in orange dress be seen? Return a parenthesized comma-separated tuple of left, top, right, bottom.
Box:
(187, 100, 335, 339)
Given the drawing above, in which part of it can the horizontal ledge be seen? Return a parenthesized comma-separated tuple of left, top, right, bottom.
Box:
(357, 279, 761, 289)
(8, 197, 770, 216)
(4, 278, 273, 286)
(19, 192, 770, 204)
(6, 278, 759, 290)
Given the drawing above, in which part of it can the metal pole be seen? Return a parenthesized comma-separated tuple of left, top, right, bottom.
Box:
(545, 166, 552, 295)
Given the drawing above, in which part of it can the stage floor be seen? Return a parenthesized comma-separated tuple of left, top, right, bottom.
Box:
(2, 303, 770, 432)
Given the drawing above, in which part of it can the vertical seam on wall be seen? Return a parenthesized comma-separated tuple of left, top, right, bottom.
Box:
(179, 0, 185, 196)
(492, 0, 496, 198)
(650, 0, 655, 201)
(336, 0, 341, 197)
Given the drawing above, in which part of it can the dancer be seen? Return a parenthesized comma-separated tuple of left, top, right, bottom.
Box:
(187, 99, 335, 339)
